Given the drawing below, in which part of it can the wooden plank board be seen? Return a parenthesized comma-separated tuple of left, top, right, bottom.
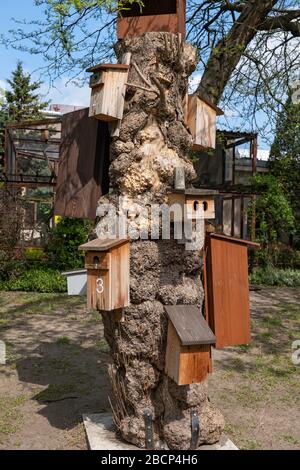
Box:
(210, 233, 260, 247)
(89, 69, 129, 121)
(205, 235, 251, 348)
(54, 108, 110, 220)
(79, 238, 129, 252)
(117, 1, 186, 39)
(179, 344, 211, 385)
(188, 95, 217, 150)
(110, 242, 130, 310)
(164, 305, 216, 346)
(165, 321, 181, 383)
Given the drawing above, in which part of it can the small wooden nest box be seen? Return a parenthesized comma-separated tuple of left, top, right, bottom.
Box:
(164, 305, 215, 385)
(79, 238, 130, 312)
(87, 63, 130, 121)
(117, 0, 186, 39)
(188, 95, 223, 151)
(168, 188, 218, 222)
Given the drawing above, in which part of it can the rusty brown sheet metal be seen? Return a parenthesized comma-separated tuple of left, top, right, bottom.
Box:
(54, 108, 110, 220)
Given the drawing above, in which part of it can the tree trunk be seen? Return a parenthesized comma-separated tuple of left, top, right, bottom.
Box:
(95, 32, 224, 450)
(197, 0, 278, 104)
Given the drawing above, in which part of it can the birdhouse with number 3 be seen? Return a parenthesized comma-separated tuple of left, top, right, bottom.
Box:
(79, 238, 130, 312)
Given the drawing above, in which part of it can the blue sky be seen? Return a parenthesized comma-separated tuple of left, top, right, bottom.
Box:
(0, 0, 91, 107)
(0, 1, 271, 150)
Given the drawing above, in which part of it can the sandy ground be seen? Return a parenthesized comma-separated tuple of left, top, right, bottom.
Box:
(0, 288, 299, 450)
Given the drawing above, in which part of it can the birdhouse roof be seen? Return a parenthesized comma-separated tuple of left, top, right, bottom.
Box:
(86, 63, 130, 73)
(164, 305, 216, 346)
(209, 233, 260, 248)
(79, 238, 129, 252)
(171, 188, 218, 196)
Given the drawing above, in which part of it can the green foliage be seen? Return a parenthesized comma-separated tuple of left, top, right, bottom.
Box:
(269, 92, 300, 242)
(47, 217, 92, 270)
(250, 268, 300, 288)
(24, 248, 45, 262)
(0, 268, 67, 293)
(1, 62, 49, 168)
(5, 61, 49, 122)
(0, 256, 27, 282)
(249, 174, 295, 267)
(49, 0, 142, 15)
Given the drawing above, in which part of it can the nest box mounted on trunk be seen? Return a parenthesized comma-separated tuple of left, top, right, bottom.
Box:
(187, 95, 223, 151)
(79, 238, 130, 312)
(117, 0, 186, 39)
(168, 188, 218, 222)
(164, 305, 216, 385)
(204, 233, 259, 349)
(87, 63, 130, 121)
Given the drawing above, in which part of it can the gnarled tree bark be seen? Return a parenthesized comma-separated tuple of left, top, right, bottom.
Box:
(197, 0, 278, 104)
(95, 32, 224, 450)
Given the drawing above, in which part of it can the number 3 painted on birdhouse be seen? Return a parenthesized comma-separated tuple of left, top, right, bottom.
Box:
(96, 277, 104, 295)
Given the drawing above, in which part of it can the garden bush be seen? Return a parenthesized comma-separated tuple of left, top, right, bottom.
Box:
(46, 217, 92, 271)
(0, 268, 67, 293)
(250, 268, 300, 287)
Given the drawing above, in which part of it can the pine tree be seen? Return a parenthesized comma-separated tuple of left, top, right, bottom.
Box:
(5, 61, 49, 122)
(0, 62, 49, 170)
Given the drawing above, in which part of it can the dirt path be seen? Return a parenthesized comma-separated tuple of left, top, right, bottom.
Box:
(0, 288, 299, 450)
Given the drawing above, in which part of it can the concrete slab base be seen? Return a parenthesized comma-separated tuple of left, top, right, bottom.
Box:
(83, 413, 238, 451)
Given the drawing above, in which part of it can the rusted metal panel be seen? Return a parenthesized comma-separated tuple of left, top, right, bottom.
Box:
(205, 233, 258, 348)
(54, 108, 110, 220)
(117, 0, 186, 39)
(164, 305, 216, 346)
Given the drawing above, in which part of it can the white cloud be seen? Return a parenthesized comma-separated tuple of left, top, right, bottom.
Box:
(41, 77, 90, 107)
(189, 73, 202, 94)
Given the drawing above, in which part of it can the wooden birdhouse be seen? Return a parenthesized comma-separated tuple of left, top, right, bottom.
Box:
(117, 0, 186, 40)
(187, 95, 223, 151)
(87, 63, 130, 121)
(79, 238, 130, 312)
(164, 305, 216, 385)
(204, 233, 259, 349)
(168, 189, 218, 222)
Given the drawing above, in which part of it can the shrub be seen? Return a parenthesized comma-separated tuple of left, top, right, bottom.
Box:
(250, 268, 300, 287)
(46, 217, 92, 271)
(25, 248, 45, 262)
(0, 268, 67, 293)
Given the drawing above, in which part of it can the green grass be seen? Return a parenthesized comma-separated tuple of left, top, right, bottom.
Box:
(0, 268, 67, 293)
(96, 338, 110, 353)
(0, 395, 26, 441)
(56, 336, 71, 345)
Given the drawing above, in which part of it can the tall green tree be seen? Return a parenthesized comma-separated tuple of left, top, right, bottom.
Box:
(0, 62, 49, 169)
(269, 91, 300, 242)
(5, 61, 49, 122)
